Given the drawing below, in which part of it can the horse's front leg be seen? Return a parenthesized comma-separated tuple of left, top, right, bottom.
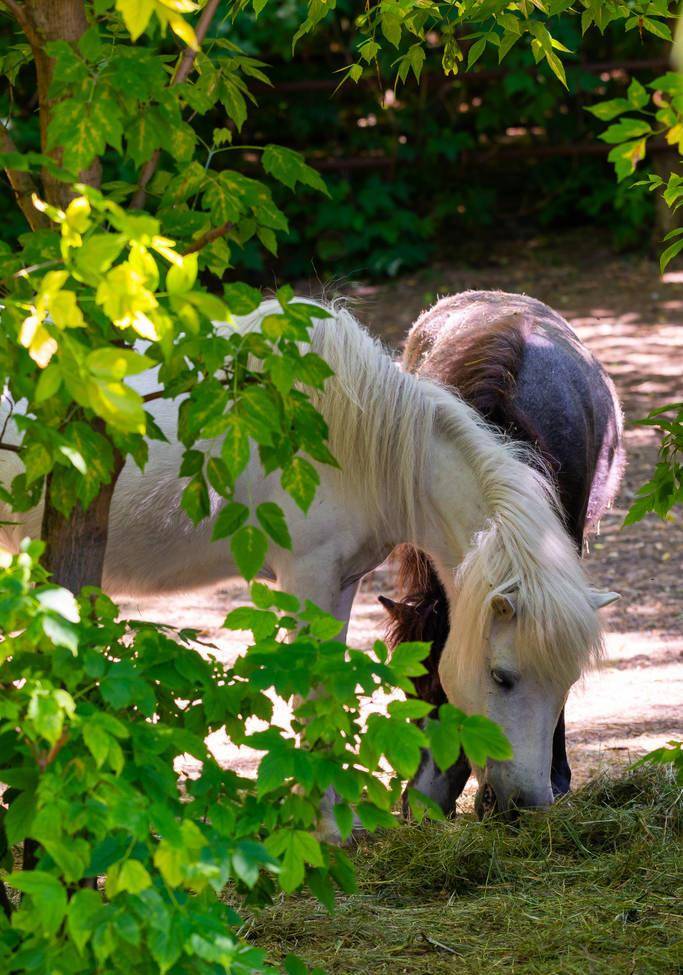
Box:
(551, 708, 571, 797)
(405, 747, 471, 819)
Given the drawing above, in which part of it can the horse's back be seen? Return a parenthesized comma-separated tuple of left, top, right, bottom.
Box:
(404, 290, 624, 543)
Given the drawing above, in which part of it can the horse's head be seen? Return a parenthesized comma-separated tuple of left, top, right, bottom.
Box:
(439, 587, 619, 816)
(380, 586, 619, 818)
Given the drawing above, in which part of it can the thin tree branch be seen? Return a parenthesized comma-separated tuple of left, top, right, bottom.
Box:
(0, 120, 49, 230)
(0, 442, 20, 454)
(142, 390, 165, 403)
(130, 0, 223, 210)
(183, 220, 232, 255)
(0, 878, 12, 919)
(0, 0, 43, 49)
(22, 838, 37, 872)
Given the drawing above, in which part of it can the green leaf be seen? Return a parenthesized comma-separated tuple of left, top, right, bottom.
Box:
(267, 355, 295, 394)
(83, 716, 112, 768)
(88, 378, 146, 434)
(27, 686, 75, 744)
(425, 706, 464, 772)
(116, 0, 154, 40)
(599, 118, 652, 144)
(203, 172, 245, 223)
(48, 96, 123, 172)
(106, 858, 152, 897)
(281, 456, 319, 512)
(231, 524, 268, 580)
(642, 16, 671, 40)
(212, 501, 249, 540)
(607, 138, 647, 182)
(265, 830, 323, 893)
(75, 233, 126, 281)
(224, 605, 278, 639)
(388, 698, 433, 720)
(35, 363, 63, 403)
(5, 789, 36, 846)
(181, 476, 210, 524)
(262, 145, 328, 195)
(221, 415, 250, 480)
(627, 78, 649, 110)
(299, 601, 343, 639)
(390, 641, 429, 678)
(239, 386, 280, 444)
(460, 714, 513, 766)
(67, 888, 104, 954)
(660, 237, 683, 273)
(384, 720, 425, 777)
(167, 253, 198, 295)
(256, 501, 292, 549)
(251, 581, 299, 612)
(544, 50, 567, 89)
(586, 98, 630, 121)
(467, 37, 487, 70)
(333, 803, 354, 842)
(224, 282, 262, 315)
(8, 871, 67, 936)
(126, 109, 166, 167)
(220, 76, 248, 131)
(87, 347, 153, 380)
(381, 12, 402, 47)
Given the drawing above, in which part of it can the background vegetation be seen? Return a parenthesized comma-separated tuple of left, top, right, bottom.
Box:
(0, 1, 680, 973)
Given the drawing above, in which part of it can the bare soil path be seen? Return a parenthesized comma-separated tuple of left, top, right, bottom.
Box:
(120, 236, 683, 791)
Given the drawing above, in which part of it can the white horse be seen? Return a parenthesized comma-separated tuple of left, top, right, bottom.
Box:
(0, 300, 616, 822)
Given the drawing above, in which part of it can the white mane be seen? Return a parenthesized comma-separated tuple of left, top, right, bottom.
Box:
(239, 299, 604, 684)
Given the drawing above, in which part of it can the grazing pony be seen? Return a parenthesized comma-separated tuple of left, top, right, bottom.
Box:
(0, 299, 616, 832)
(381, 291, 624, 817)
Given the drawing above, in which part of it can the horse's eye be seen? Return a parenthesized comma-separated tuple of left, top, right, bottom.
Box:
(491, 667, 517, 690)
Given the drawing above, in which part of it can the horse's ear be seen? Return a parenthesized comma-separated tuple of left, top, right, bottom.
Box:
(378, 594, 411, 621)
(588, 589, 620, 610)
(491, 593, 516, 621)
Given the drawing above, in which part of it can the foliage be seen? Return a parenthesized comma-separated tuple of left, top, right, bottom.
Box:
(0, 541, 513, 972)
(635, 740, 683, 783)
(226, 7, 664, 278)
(0, 0, 680, 971)
(588, 70, 683, 523)
(0, 184, 335, 568)
(624, 401, 683, 524)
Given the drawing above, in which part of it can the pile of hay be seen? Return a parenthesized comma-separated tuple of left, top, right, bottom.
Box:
(250, 769, 682, 974)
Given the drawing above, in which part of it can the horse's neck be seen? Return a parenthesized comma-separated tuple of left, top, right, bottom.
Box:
(416, 432, 490, 573)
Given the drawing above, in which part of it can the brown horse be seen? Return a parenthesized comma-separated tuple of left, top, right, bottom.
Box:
(381, 291, 624, 817)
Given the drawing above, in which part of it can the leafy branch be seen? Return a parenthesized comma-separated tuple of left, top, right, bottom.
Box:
(130, 0, 223, 210)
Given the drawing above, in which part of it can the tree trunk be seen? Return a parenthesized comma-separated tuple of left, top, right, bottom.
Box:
(40, 452, 124, 590)
(21, 1, 117, 591)
(26, 0, 101, 209)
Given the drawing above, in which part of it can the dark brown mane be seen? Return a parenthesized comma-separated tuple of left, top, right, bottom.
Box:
(383, 581, 449, 707)
(415, 310, 550, 447)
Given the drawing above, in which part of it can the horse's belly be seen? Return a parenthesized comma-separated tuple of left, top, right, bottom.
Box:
(102, 452, 233, 596)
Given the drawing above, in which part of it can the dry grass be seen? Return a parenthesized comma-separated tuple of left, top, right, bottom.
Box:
(249, 769, 683, 974)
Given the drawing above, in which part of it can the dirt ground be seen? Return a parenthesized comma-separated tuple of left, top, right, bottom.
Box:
(119, 234, 683, 793)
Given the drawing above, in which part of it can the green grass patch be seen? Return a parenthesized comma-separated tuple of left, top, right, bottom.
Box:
(249, 769, 682, 974)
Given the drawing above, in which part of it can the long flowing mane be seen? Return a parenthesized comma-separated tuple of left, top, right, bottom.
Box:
(242, 299, 604, 684)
